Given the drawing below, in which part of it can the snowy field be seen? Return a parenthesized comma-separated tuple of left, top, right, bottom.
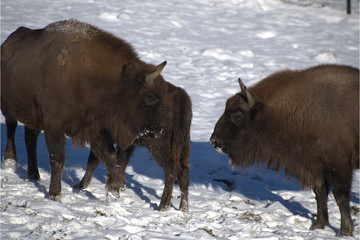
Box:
(1, 0, 359, 239)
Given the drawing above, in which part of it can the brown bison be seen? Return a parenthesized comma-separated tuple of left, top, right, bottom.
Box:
(210, 65, 359, 236)
(1, 19, 169, 201)
(73, 84, 192, 211)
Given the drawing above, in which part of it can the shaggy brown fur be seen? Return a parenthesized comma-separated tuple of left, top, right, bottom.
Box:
(210, 65, 359, 236)
(74, 83, 192, 212)
(1, 19, 169, 200)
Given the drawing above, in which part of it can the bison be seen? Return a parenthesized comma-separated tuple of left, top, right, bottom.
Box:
(1, 19, 169, 201)
(210, 64, 359, 236)
(73, 83, 192, 211)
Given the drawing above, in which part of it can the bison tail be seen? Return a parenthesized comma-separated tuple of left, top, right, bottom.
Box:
(172, 89, 192, 172)
(172, 133, 191, 171)
(353, 153, 359, 169)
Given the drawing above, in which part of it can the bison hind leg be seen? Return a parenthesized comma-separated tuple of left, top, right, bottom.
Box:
(178, 166, 189, 212)
(333, 182, 354, 236)
(44, 128, 66, 201)
(310, 181, 329, 231)
(73, 151, 100, 191)
(3, 119, 18, 172)
(25, 127, 41, 181)
(157, 166, 176, 211)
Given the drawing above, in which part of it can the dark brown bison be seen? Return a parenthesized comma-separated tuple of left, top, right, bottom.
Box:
(73, 83, 192, 211)
(210, 65, 359, 236)
(1, 19, 169, 201)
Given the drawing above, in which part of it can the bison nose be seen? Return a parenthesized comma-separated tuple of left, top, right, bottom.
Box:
(210, 135, 225, 152)
(210, 135, 228, 154)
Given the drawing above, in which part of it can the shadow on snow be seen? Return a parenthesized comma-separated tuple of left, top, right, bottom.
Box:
(1, 123, 359, 224)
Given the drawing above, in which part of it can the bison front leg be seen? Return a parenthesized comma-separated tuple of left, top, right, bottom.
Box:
(73, 150, 100, 190)
(310, 181, 329, 231)
(25, 127, 40, 181)
(158, 165, 176, 211)
(44, 130, 66, 201)
(91, 135, 120, 198)
(3, 119, 18, 171)
(117, 146, 134, 191)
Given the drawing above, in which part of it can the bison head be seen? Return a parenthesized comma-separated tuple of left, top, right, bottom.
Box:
(117, 60, 168, 148)
(210, 78, 264, 165)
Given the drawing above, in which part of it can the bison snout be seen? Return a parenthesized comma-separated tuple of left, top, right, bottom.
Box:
(210, 135, 228, 154)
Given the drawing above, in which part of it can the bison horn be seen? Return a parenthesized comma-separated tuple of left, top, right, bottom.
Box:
(145, 61, 167, 85)
(238, 78, 255, 108)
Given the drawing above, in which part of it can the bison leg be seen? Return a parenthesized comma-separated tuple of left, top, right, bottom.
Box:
(44, 130, 66, 201)
(310, 181, 329, 230)
(158, 165, 176, 211)
(333, 180, 354, 236)
(177, 166, 189, 212)
(3, 119, 18, 171)
(73, 150, 100, 190)
(25, 127, 40, 181)
(73, 145, 134, 193)
(91, 134, 120, 198)
(117, 146, 134, 191)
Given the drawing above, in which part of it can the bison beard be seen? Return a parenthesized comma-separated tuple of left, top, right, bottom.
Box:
(1, 19, 169, 201)
(210, 64, 359, 237)
(73, 85, 192, 212)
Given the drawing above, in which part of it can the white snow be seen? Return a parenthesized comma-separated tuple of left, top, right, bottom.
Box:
(45, 19, 98, 40)
(2, 159, 17, 173)
(1, 0, 359, 239)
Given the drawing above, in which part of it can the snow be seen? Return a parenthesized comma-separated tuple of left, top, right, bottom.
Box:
(1, 0, 359, 239)
(45, 19, 98, 40)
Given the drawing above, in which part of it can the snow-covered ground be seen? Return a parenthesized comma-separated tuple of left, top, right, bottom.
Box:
(1, 0, 359, 239)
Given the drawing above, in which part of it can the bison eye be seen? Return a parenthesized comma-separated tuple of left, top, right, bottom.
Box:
(144, 92, 161, 106)
(229, 110, 243, 126)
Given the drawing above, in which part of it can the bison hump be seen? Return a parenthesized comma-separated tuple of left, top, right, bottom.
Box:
(45, 19, 98, 40)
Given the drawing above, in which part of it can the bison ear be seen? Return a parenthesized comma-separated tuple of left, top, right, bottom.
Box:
(238, 78, 255, 109)
(144, 61, 167, 86)
(123, 61, 136, 73)
(122, 61, 138, 86)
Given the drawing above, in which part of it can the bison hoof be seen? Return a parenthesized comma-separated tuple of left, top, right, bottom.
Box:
(179, 200, 188, 212)
(2, 158, 17, 172)
(310, 220, 328, 230)
(157, 204, 170, 212)
(28, 173, 41, 182)
(106, 189, 120, 198)
(72, 186, 83, 194)
(49, 194, 62, 202)
(338, 226, 354, 237)
(73, 181, 86, 191)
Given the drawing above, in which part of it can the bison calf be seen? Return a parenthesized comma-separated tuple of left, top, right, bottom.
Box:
(210, 64, 359, 236)
(1, 19, 169, 200)
(74, 83, 192, 211)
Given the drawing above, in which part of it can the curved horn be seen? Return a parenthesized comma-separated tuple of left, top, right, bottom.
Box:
(145, 61, 167, 85)
(238, 78, 255, 108)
